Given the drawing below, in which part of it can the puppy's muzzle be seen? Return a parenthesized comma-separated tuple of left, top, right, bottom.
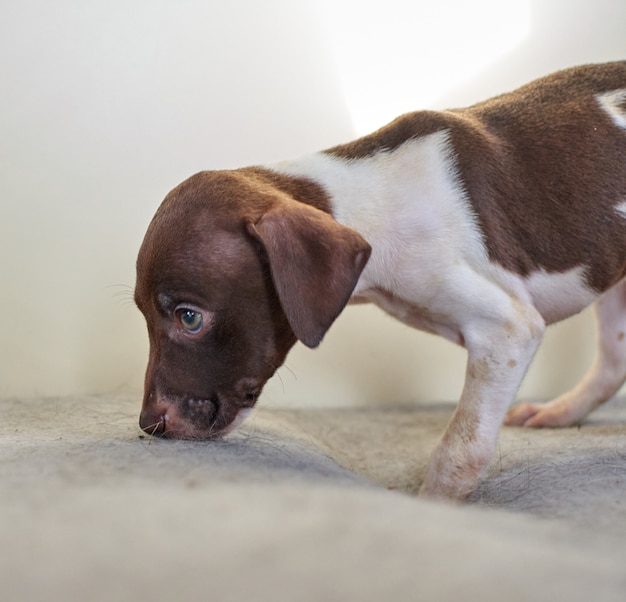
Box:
(139, 385, 259, 439)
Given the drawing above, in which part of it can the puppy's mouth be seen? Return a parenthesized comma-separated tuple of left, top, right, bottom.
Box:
(139, 388, 259, 440)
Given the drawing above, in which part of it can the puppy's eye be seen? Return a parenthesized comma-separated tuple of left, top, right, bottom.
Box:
(177, 308, 203, 334)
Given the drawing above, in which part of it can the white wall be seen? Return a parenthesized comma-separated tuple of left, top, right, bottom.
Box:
(1, 0, 624, 409)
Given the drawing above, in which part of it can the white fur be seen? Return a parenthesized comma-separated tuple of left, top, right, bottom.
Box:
(271, 132, 489, 305)
(523, 267, 597, 324)
(615, 199, 626, 220)
(597, 89, 626, 129)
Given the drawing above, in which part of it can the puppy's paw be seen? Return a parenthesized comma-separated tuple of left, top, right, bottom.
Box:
(504, 401, 577, 428)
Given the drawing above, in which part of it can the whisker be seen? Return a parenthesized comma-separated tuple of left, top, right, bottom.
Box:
(281, 363, 298, 382)
(274, 370, 286, 394)
(107, 284, 137, 307)
(264, 356, 297, 384)
(141, 419, 164, 439)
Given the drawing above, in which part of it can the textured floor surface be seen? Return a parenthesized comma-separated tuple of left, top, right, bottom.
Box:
(2, 394, 626, 601)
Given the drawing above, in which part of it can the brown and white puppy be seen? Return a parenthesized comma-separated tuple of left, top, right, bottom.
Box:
(135, 62, 626, 500)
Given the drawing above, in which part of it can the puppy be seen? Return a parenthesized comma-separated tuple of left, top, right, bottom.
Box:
(135, 62, 626, 500)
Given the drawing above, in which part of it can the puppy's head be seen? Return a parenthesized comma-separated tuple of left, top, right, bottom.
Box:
(134, 169, 370, 439)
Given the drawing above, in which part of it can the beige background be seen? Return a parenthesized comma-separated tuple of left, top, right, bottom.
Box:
(1, 0, 625, 409)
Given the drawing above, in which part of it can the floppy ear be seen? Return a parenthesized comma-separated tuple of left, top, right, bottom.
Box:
(247, 202, 371, 348)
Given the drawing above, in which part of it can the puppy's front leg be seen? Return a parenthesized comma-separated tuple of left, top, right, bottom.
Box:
(419, 288, 545, 501)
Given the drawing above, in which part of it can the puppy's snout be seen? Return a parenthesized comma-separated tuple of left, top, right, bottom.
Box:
(138, 392, 222, 439)
(139, 405, 168, 437)
(138, 379, 262, 439)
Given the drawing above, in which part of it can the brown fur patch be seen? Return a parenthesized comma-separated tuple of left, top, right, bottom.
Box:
(243, 166, 333, 215)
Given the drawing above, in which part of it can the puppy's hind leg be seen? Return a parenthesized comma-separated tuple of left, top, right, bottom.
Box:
(506, 279, 626, 428)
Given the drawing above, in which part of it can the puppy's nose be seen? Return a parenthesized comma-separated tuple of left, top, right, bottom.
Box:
(139, 406, 167, 437)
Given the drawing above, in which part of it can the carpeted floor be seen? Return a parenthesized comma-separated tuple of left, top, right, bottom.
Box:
(2, 394, 626, 601)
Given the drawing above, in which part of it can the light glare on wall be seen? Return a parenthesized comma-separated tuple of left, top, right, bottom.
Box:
(316, 0, 531, 134)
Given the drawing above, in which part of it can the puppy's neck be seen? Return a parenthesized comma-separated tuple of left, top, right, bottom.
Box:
(260, 129, 481, 296)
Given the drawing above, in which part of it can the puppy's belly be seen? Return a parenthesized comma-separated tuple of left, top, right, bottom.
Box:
(354, 287, 465, 345)
(523, 266, 598, 324)
(354, 264, 599, 342)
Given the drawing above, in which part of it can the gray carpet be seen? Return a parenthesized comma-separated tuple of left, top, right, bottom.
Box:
(2, 394, 626, 601)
